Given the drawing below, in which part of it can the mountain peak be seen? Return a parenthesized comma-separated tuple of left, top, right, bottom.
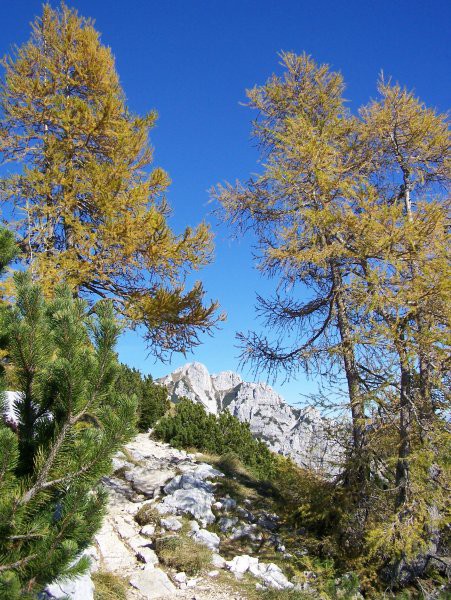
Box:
(157, 363, 337, 471)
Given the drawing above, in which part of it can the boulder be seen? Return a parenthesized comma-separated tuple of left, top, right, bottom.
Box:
(160, 516, 182, 531)
(125, 466, 175, 498)
(173, 572, 187, 584)
(192, 528, 220, 551)
(211, 553, 227, 569)
(140, 524, 156, 537)
(156, 487, 216, 525)
(164, 472, 214, 494)
(218, 516, 238, 532)
(189, 519, 200, 532)
(191, 463, 223, 480)
(258, 562, 294, 590)
(129, 567, 176, 598)
(225, 555, 294, 590)
(226, 554, 259, 575)
(43, 572, 93, 600)
(136, 546, 159, 565)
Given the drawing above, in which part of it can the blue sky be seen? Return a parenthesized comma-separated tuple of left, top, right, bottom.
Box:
(0, 1, 449, 406)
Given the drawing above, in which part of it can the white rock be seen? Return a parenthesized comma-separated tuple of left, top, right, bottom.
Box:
(211, 553, 227, 569)
(128, 534, 154, 553)
(208, 570, 219, 577)
(157, 363, 218, 413)
(164, 473, 214, 494)
(95, 521, 136, 571)
(141, 524, 156, 537)
(192, 528, 220, 551)
(191, 463, 223, 480)
(224, 555, 294, 590)
(189, 520, 200, 532)
(187, 578, 198, 588)
(226, 554, 259, 575)
(114, 515, 137, 540)
(84, 545, 99, 573)
(125, 466, 175, 497)
(212, 370, 243, 392)
(248, 561, 263, 577)
(130, 567, 176, 598)
(173, 572, 187, 584)
(160, 516, 182, 531)
(44, 572, 94, 600)
(111, 454, 133, 473)
(136, 546, 159, 565)
(157, 488, 216, 525)
(258, 563, 294, 590)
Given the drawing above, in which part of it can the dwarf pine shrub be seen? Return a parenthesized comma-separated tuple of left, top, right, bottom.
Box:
(154, 397, 276, 479)
(0, 274, 136, 598)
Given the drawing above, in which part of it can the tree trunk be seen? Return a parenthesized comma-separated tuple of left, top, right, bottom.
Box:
(330, 262, 366, 464)
(395, 338, 412, 508)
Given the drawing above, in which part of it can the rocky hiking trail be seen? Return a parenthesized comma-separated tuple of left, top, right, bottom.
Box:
(45, 433, 302, 600)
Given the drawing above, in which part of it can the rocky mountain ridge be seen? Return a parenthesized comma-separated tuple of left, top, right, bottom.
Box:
(157, 362, 338, 471)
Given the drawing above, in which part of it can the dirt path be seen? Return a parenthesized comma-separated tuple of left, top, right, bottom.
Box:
(94, 434, 248, 600)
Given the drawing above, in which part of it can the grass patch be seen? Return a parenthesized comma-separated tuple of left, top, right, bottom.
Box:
(134, 503, 161, 526)
(92, 572, 128, 600)
(155, 535, 212, 575)
(260, 590, 313, 600)
(201, 452, 280, 506)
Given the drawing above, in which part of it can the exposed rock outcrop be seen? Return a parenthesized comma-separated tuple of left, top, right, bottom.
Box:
(158, 362, 338, 470)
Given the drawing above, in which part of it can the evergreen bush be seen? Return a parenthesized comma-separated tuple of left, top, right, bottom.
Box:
(154, 398, 276, 479)
(0, 274, 136, 598)
(116, 364, 170, 431)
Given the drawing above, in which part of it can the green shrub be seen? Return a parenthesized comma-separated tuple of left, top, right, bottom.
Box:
(134, 504, 161, 527)
(154, 398, 276, 479)
(260, 590, 313, 600)
(117, 364, 170, 431)
(155, 535, 212, 575)
(0, 276, 136, 598)
(92, 572, 128, 600)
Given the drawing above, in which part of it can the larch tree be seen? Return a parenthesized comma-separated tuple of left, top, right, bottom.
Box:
(0, 3, 220, 356)
(357, 81, 450, 575)
(214, 53, 450, 578)
(214, 53, 373, 487)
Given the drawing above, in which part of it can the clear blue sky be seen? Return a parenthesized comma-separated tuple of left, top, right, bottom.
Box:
(1, 1, 449, 406)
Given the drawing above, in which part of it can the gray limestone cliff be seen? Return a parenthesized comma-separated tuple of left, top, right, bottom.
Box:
(157, 363, 338, 471)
